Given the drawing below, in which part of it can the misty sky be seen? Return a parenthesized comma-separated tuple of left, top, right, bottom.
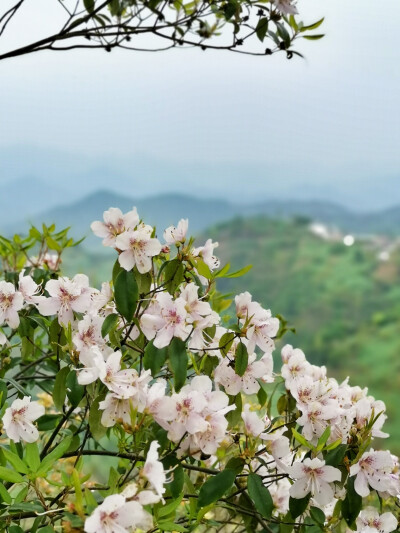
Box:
(0, 0, 399, 207)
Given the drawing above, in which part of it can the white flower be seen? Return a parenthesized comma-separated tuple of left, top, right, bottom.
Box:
(2, 396, 45, 443)
(99, 393, 134, 427)
(273, 0, 298, 15)
(140, 293, 190, 348)
(356, 507, 398, 533)
(242, 404, 268, 437)
(142, 441, 167, 501)
(77, 346, 106, 386)
(234, 292, 279, 353)
(36, 274, 92, 325)
(18, 271, 41, 304)
(0, 281, 24, 329)
(270, 477, 291, 514)
(164, 218, 188, 245)
(215, 352, 273, 396)
(84, 494, 152, 533)
(350, 450, 397, 497)
(116, 225, 161, 273)
(73, 315, 105, 355)
(289, 457, 341, 506)
(100, 351, 145, 399)
(193, 239, 220, 270)
(91, 207, 140, 247)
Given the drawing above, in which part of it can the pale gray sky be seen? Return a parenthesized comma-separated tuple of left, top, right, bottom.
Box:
(0, 0, 399, 207)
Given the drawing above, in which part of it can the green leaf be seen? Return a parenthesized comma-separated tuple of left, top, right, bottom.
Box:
(303, 34, 325, 40)
(45, 235, 61, 252)
(112, 259, 123, 285)
(38, 436, 73, 476)
(2, 447, 29, 474)
(168, 338, 187, 392)
(164, 259, 185, 294)
(8, 527, 24, 533)
(309, 506, 325, 528)
(143, 341, 168, 377)
(292, 427, 313, 450)
(225, 457, 245, 475)
(89, 394, 107, 441)
(289, 493, 310, 519)
(101, 313, 119, 337)
(316, 426, 331, 450)
(194, 258, 212, 280)
(198, 468, 236, 507)
(0, 466, 25, 483)
(0, 380, 7, 408)
(235, 342, 248, 377)
(53, 366, 70, 412)
(256, 18, 269, 42)
(114, 269, 139, 322)
(163, 456, 184, 499)
(247, 473, 273, 519)
(342, 476, 362, 527)
(225, 264, 252, 278)
(0, 482, 12, 504)
(219, 331, 235, 357)
(83, 0, 95, 13)
(300, 17, 324, 31)
(25, 443, 41, 472)
(324, 444, 347, 467)
(37, 414, 63, 431)
(66, 370, 85, 408)
(158, 522, 187, 532)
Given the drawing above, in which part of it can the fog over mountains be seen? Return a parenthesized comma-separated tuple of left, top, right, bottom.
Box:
(1, 145, 399, 240)
(1, 145, 400, 217)
(3, 187, 400, 248)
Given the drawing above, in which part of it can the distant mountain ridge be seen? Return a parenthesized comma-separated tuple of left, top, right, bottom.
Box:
(4, 189, 399, 245)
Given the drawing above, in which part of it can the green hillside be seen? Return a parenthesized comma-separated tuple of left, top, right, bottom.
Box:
(62, 216, 400, 449)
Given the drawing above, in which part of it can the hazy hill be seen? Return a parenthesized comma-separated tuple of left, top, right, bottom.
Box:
(6, 188, 400, 240)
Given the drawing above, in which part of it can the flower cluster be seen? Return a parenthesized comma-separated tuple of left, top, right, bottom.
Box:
(0, 206, 398, 533)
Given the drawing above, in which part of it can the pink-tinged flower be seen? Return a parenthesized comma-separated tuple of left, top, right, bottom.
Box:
(350, 450, 397, 497)
(91, 207, 140, 247)
(140, 293, 190, 349)
(36, 274, 92, 325)
(289, 457, 341, 506)
(73, 315, 106, 355)
(234, 293, 279, 353)
(215, 352, 273, 396)
(193, 239, 220, 270)
(242, 404, 268, 437)
(2, 396, 45, 443)
(18, 272, 40, 304)
(273, 0, 298, 15)
(164, 219, 188, 245)
(0, 331, 7, 346)
(141, 441, 167, 501)
(296, 400, 340, 443)
(261, 425, 291, 453)
(99, 393, 134, 427)
(99, 351, 142, 399)
(281, 347, 310, 387)
(356, 507, 398, 533)
(0, 281, 24, 329)
(84, 494, 152, 533)
(115, 225, 161, 273)
(270, 478, 291, 515)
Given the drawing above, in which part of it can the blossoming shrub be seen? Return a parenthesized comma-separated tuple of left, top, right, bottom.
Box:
(0, 208, 399, 532)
